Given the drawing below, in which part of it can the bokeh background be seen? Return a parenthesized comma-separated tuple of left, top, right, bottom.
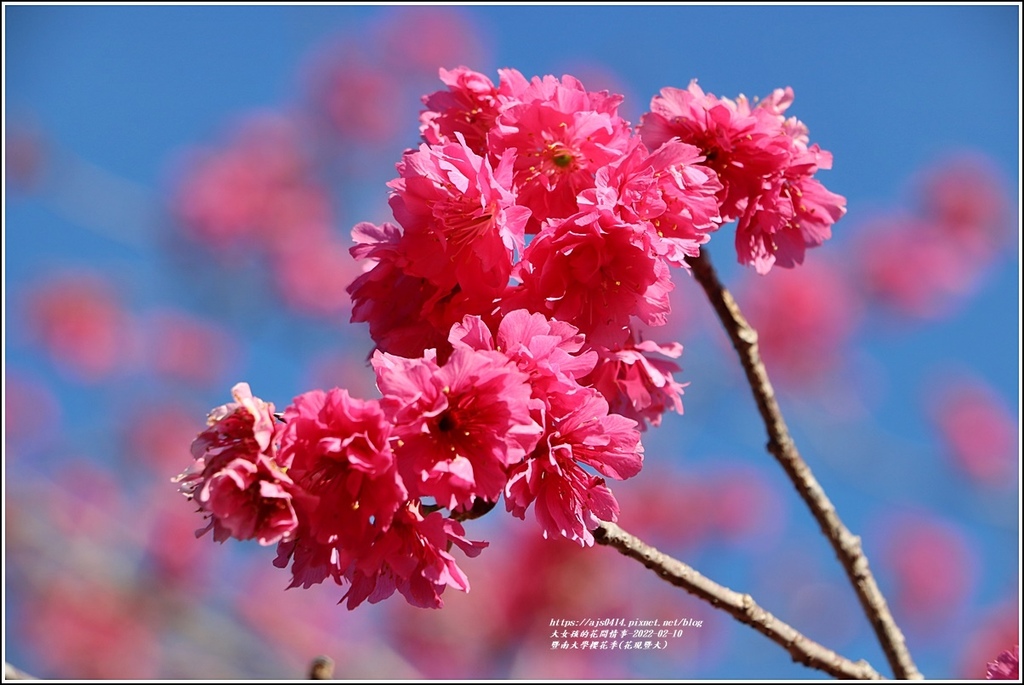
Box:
(3, 4, 1020, 680)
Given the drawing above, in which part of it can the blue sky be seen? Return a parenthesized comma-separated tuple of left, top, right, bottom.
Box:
(4, 4, 1020, 680)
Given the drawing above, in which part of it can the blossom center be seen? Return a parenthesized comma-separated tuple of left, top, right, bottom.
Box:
(541, 141, 578, 175)
(552, 152, 573, 168)
(440, 201, 496, 253)
(437, 412, 458, 433)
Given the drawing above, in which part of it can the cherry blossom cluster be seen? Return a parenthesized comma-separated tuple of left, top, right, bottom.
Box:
(349, 68, 844, 375)
(640, 80, 846, 274)
(179, 308, 644, 609)
(178, 67, 844, 610)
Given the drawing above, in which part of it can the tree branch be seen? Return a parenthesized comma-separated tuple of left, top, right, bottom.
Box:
(684, 250, 921, 680)
(593, 521, 884, 680)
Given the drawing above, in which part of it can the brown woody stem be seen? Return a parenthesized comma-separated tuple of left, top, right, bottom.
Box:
(684, 250, 921, 680)
(593, 521, 884, 680)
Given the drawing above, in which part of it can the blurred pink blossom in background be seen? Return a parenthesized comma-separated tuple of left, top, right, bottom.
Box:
(21, 578, 160, 680)
(24, 270, 131, 382)
(138, 309, 239, 386)
(852, 151, 1014, 321)
(739, 255, 862, 387)
(876, 512, 979, 634)
(929, 374, 1019, 485)
(305, 49, 404, 143)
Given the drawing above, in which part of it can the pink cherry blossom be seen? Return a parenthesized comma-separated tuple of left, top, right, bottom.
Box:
(420, 67, 513, 155)
(505, 390, 642, 546)
(186, 382, 280, 470)
(277, 388, 407, 554)
(348, 221, 497, 360)
(449, 309, 598, 409)
(165, 66, 868, 624)
(508, 213, 672, 348)
(270, 384, 409, 593)
(579, 137, 723, 267)
(645, 141, 724, 264)
(986, 645, 1020, 680)
(735, 147, 846, 274)
(196, 454, 300, 546)
(373, 347, 541, 512)
(640, 81, 845, 273)
(446, 312, 648, 539)
(387, 138, 530, 295)
(584, 336, 687, 430)
(178, 383, 299, 545)
(342, 504, 487, 610)
(549, 390, 644, 482)
(489, 72, 633, 231)
(273, 533, 346, 590)
(640, 80, 791, 220)
(505, 449, 619, 548)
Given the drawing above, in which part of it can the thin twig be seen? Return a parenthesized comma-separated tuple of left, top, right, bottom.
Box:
(593, 521, 884, 680)
(685, 250, 921, 680)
